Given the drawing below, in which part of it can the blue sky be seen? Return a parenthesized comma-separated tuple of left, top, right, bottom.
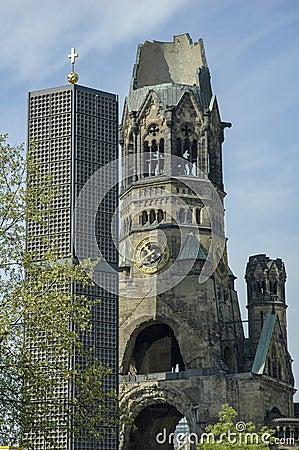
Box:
(1, 0, 299, 400)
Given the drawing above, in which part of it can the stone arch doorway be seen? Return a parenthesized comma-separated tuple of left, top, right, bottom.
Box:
(127, 323, 185, 374)
(129, 403, 183, 450)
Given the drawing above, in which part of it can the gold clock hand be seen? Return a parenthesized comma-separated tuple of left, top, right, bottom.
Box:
(141, 248, 156, 261)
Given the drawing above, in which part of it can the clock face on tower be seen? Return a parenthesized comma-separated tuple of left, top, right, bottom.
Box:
(134, 235, 170, 274)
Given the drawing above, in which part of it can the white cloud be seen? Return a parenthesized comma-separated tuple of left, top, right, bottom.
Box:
(0, 0, 191, 84)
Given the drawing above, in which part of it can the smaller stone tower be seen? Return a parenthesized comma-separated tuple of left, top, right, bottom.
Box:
(246, 254, 287, 346)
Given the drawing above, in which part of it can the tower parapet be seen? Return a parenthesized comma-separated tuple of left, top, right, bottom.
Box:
(246, 254, 287, 346)
(121, 33, 231, 195)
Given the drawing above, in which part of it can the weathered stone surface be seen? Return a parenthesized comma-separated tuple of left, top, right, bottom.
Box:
(133, 34, 207, 89)
(119, 34, 295, 449)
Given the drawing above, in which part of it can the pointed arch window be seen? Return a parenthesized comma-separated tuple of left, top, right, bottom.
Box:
(175, 124, 198, 176)
(178, 208, 185, 223)
(128, 323, 185, 374)
(270, 280, 278, 295)
(149, 209, 156, 224)
(128, 132, 134, 154)
(141, 210, 148, 226)
(186, 208, 192, 223)
(176, 138, 182, 157)
(256, 280, 266, 297)
(157, 209, 164, 223)
(144, 135, 165, 177)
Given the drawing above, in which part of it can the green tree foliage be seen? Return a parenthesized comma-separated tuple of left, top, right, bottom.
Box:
(197, 404, 275, 449)
(0, 135, 118, 447)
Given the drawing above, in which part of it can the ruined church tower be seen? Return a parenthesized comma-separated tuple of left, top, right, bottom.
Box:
(118, 34, 295, 449)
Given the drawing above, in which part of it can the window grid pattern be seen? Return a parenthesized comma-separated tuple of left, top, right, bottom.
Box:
(75, 93, 118, 450)
(28, 86, 118, 450)
(28, 89, 72, 261)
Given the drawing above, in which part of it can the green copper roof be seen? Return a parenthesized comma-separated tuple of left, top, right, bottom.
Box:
(251, 312, 277, 375)
(177, 232, 207, 261)
(127, 83, 210, 113)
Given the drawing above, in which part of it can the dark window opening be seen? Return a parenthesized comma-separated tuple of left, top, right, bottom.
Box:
(224, 346, 237, 373)
(270, 280, 278, 295)
(129, 404, 183, 450)
(141, 211, 148, 225)
(157, 209, 164, 223)
(128, 132, 134, 154)
(271, 407, 282, 416)
(149, 209, 155, 224)
(144, 138, 165, 177)
(129, 324, 185, 374)
(186, 208, 192, 223)
(178, 208, 185, 223)
(176, 138, 182, 157)
(260, 311, 264, 330)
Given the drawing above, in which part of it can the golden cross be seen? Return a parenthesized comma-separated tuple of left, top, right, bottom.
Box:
(68, 48, 78, 67)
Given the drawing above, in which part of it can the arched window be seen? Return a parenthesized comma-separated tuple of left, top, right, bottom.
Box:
(158, 138, 165, 174)
(270, 280, 278, 295)
(191, 140, 198, 164)
(128, 132, 134, 154)
(141, 211, 148, 225)
(271, 407, 282, 416)
(176, 138, 182, 157)
(183, 138, 190, 159)
(152, 139, 158, 152)
(178, 208, 185, 223)
(256, 281, 261, 294)
(149, 209, 155, 224)
(157, 209, 164, 223)
(186, 208, 192, 223)
(196, 208, 201, 224)
(278, 364, 282, 379)
(129, 323, 185, 374)
(144, 136, 165, 177)
(144, 141, 150, 177)
(256, 280, 266, 296)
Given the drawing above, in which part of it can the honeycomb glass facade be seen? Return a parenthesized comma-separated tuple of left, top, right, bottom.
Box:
(27, 84, 118, 450)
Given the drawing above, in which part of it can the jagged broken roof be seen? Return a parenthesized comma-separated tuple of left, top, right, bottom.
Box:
(126, 33, 213, 114)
